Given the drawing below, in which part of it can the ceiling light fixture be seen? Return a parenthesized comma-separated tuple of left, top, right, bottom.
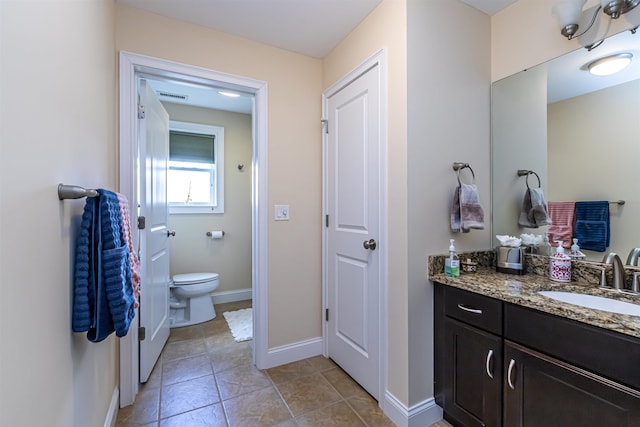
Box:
(587, 52, 633, 75)
(218, 91, 240, 98)
(553, 0, 639, 40)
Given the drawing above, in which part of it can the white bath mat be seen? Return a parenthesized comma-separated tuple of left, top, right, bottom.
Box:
(223, 308, 253, 342)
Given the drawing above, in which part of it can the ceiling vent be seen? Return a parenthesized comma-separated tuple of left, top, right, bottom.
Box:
(157, 91, 189, 101)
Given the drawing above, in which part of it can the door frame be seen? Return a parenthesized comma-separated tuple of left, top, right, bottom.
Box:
(118, 51, 269, 407)
(321, 49, 388, 403)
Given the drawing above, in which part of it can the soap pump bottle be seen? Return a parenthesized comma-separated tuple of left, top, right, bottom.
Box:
(569, 238, 586, 260)
(445, 239, 460, 277)
(550, 241, 571, 282)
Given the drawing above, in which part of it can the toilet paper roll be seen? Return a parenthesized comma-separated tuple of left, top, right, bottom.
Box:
(207, 230, 224, 239)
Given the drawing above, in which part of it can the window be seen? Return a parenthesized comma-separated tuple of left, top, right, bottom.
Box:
(168, 121, 224, 214)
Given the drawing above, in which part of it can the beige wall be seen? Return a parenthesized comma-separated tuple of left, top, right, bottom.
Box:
(324, 0, 409, 404)
(408, 0, 491, 406)
(162, 103, 253, 292)
(492, 0, 640, 82)
(0, 2, 117, 427)
(548, 80, 640, 260)
(116, 4, 323, 348)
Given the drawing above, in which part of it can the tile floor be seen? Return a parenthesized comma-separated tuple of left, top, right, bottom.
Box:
(115, 299, 450, 427)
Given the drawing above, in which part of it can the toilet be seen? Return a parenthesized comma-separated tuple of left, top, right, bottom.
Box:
(169, 272, 219, 328)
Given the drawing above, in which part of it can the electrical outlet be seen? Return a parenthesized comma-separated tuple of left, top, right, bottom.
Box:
(275, 205, 289, 221)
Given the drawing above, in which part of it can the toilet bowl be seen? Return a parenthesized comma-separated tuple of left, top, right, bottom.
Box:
(170, 272, 219, 328)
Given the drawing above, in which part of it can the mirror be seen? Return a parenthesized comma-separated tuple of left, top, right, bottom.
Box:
(491, 29, 639, 263)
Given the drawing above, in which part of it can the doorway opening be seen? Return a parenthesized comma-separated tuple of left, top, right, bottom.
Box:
(118, 51, 268, 407)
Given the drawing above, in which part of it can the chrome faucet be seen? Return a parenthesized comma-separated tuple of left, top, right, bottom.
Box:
(626, 248, 640, 267)
(602, 253, 626, 290)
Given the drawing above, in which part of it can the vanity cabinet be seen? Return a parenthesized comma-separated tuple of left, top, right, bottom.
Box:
(434, 282, 640, 427)
(436, 285, 503, 427)
(503, 340, 640, 426)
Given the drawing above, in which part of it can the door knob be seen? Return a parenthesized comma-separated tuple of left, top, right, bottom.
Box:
(363, 239, 377, 250)
(167, 230, 176, 237)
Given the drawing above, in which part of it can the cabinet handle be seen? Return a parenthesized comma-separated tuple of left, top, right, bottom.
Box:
(486, 349, 494, 379)
(457, 304, 483, 314)
(507, 359, 516, 390)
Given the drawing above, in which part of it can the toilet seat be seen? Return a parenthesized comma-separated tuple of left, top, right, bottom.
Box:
(173, 272, 219, 286)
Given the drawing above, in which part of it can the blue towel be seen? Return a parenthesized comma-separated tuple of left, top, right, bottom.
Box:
(574, 201, 609, 252)
(73, 190, 136, 342)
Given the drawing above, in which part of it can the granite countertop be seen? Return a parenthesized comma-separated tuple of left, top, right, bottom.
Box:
(430, 268, 640, 339)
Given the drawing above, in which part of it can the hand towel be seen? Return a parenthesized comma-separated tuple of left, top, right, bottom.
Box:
(73, 189, 136, 342)
(574, 201, 609, 252)
(451, 183, 485, 233)
(518, 187, 551, 228)
(547, 202, 575, 248)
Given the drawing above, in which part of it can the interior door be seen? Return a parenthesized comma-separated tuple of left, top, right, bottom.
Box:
(326, 62, 381, 400)
(138, 79, 171, 382)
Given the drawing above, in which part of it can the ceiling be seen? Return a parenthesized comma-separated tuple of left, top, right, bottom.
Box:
(120, 0, 518, 113)
(119, 1, 519, 59)
(546, 28, 640, 103)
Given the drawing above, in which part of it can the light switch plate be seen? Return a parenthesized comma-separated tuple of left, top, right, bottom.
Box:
(275, 204, 289, 221)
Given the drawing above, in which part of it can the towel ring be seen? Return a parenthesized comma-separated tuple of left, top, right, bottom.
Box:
(525, 171, 541, 189)
(454, 164, 476, 186)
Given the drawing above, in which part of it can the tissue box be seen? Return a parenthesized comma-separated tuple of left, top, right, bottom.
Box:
(461, 260, 477, 273)
(496, 246, 525, 275)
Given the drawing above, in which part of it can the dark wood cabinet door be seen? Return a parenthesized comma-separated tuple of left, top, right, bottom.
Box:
(504, 340, 640, 427)
(444, 318, 502, 427)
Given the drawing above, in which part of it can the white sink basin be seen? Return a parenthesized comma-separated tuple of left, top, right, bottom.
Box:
(538, 291, 640, 316)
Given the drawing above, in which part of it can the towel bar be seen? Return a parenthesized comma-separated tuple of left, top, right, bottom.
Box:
(452, 162, 476, 185)
(58, 184, 98, 200)
(516, 169, 541, 189)
(609, 200, 625, 205)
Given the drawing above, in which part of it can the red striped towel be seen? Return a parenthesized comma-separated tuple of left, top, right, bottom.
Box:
(548, 202, 575, 248)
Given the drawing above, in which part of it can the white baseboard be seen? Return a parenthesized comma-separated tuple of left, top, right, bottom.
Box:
(211, 288, 252, 304)
(383, 390, 443, 427)
(104, 387, 119, 427)
(262, 337, 323, 369)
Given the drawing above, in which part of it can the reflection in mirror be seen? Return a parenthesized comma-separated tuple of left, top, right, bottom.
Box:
(492, 29, 639, 263)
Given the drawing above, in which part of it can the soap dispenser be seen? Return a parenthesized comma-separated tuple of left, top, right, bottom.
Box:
(445, 239, 460, 277)
(569, 238, 586, 260)
(550, 241, 571, 282)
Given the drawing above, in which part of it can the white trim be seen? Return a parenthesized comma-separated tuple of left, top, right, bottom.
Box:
(263, 337, 323, 369)
(383, 391, 443, 427)
(321, 48, 388, 404)
(104, 387, 119, 427)
(210, 288, 252, 304)
(118, 50, 269, 405)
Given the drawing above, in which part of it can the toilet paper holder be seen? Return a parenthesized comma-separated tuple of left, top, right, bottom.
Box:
(206, 230, 225, 237)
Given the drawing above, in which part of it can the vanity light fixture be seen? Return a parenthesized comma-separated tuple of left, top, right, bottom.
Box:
(218, 91, 240, 98)
(553, 0, 639, 40)
(588, 52, 633, 75)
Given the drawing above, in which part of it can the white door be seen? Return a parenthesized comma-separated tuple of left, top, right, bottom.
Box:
(138, 79, 171, 382)
(326, 61, 382, 400)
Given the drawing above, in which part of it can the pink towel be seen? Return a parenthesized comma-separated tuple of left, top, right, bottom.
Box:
(548, 202, 575, 248)
(117, 193, 140, 308)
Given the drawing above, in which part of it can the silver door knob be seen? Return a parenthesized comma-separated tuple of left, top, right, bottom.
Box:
(167, 230, 176, 237)
(363, 239, 377, 250)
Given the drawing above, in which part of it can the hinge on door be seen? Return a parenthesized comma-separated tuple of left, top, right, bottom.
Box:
(325, 308, 329, 321)
(137, 216, 146, 230)
(138, 104, 146, 119)
(321, 119, 328, 134)
(138, 327, 146, 341)
(325, 214, 329, 227)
